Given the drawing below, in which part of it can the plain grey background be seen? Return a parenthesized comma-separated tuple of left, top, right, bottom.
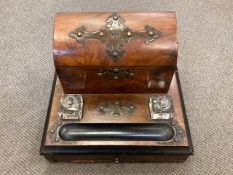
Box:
(0, 0, 233, 174)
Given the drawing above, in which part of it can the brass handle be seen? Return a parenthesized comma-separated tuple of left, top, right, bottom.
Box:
(96, 68, 135, 80)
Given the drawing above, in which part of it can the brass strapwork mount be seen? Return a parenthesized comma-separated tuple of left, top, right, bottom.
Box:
(69, 12, 161, 61)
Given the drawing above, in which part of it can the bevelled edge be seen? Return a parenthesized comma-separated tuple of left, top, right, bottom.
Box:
(40, 74, 57, 155)
(175, 71, 194, 155)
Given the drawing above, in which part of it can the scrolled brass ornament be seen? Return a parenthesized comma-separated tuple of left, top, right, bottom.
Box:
(69, 12, 161, 61)
(96, 67, 135, 80)
(98, 101, 135, 117)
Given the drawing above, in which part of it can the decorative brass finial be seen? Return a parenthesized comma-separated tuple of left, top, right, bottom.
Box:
(69, 12, 161, 61)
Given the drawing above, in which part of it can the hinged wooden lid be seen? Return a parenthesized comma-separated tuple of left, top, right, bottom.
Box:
(53, 12, 177, 67)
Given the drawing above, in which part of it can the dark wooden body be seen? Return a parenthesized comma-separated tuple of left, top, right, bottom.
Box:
(53, 12, 177, 94)
(40, 73, 193, 162)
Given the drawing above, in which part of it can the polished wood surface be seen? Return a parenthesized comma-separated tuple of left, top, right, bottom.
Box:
(53, 12, 177, 67)
(41, 12, 193, 162)
(53, 12, 178, 94)
(40, 73, 193, 162)
(56, 66, 175, 93)
(44, 73, 189, 147)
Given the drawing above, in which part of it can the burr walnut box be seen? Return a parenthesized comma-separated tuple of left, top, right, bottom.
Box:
(40, 12, 193, 162)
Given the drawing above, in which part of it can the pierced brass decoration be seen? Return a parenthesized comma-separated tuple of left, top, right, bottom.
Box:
(97, 67, 135, 80)
(69, 12, 161, 61)
(98, 101, 135, 117)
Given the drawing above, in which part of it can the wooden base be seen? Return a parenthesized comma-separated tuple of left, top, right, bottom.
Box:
(40, 72, 193, 162)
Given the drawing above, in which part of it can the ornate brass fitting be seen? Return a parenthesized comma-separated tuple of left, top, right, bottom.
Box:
(96, 67, 135, 80)
(69, 12, 161, 61)
(98, 101, 135, 117)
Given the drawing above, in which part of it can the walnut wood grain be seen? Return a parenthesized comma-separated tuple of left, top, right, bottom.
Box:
(56, 66, 175, 94)
(44, 73, 189, 147)
(40, 73, 193, 162)
(53, 12, 177, 67)
(53, 12, 178, 94)
(40, 12, 193, 162)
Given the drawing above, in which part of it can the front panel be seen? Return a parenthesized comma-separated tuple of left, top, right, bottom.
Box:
(56, 66, 175, 94)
